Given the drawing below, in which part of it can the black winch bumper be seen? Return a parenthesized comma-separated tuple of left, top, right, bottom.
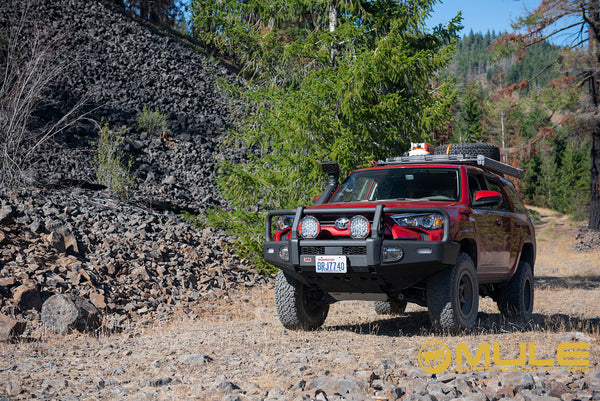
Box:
(264, 205, 460, 295)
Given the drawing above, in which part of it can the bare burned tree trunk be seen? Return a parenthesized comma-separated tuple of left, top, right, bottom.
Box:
(589, 0, 600, 230)
(329, 2, 338, 65)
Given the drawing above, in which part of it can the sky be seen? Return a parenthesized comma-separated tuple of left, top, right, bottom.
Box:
(427, 0, 541, 36)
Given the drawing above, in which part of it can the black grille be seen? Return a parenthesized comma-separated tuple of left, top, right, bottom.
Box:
(300, 246, 325, 255)
(342, 246, 367, 255)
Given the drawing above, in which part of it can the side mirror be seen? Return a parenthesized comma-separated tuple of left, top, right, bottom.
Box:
(472, 190, 502, 207)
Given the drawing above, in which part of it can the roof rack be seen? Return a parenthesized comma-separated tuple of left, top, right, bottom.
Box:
(378, 154, 524, 179)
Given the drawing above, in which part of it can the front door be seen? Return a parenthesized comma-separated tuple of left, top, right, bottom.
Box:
(468, 172, 513, 280)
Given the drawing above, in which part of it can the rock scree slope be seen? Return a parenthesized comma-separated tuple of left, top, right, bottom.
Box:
(0, 0, 266, 334)
(0, 0, 238, 212)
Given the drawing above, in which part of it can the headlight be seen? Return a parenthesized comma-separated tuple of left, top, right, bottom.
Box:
(349, 215, 371, 239)
(276, 215, 294, 230)
(299, 216, 320, 239)
(391, 213, 443, 230)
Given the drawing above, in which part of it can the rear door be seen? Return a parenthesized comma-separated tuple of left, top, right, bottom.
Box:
(500, 178, 531, 273)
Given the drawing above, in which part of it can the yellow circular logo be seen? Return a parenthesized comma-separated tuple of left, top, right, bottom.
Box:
(418, 340, 452, 374)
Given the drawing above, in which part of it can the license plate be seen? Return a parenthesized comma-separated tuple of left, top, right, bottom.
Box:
(315, 255, 347, 273)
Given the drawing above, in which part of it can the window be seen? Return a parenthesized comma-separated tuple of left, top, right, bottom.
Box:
(468, 172, 486, 203)
(483, 175, 509, 211)
(330, 167, 460, 203)
(503, 180, 527, 214)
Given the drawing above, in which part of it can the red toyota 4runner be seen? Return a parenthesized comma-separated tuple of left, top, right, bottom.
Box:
(264, 144, 536, 332)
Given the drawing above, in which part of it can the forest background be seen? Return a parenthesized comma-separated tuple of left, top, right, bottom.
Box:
(103, 0, 591, 269)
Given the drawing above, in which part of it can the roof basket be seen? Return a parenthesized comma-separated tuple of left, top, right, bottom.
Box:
(379, 154, 524, 179)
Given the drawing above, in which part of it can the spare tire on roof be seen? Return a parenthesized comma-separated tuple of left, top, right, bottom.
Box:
(434, 143, 501, 161)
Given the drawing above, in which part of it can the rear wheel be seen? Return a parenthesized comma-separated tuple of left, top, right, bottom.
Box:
(496, 261, 534, 324)
(374, 300, 407, 315)
(427, 252, 479, 332)
(275, 270, 329, 330)
(434, 143, 500, 161)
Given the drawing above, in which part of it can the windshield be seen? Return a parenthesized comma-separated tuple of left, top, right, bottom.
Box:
(330, 167, 460, 202)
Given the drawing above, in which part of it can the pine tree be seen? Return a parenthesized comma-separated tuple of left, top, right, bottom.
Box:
(112, 0, 178, 26)
(454, 82, 484, 142)
(557, 138, 591, 218)
(207, 1, 462, 209)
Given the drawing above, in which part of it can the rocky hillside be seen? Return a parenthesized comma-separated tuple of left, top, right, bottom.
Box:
(0, 0, 236, 212)
(0, 0, 266, 334)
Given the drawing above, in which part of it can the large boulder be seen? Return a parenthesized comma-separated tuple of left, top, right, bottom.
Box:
(41, 294, 101, 334)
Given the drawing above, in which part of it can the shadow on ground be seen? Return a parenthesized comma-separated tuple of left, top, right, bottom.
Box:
(326, 311, 600, 338)
(535, 275, 600, 290)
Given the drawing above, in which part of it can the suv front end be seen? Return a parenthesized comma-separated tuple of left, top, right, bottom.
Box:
(265, 204, 460, 299)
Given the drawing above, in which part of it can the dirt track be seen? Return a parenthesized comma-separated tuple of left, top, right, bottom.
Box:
(1, 207, 599, 400)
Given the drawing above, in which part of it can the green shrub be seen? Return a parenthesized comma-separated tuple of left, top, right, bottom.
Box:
(95, 123, 134, 197)
(136, 106, 168, 135)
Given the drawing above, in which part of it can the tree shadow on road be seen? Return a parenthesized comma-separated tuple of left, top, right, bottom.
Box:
(325, 311, 600, 338)
(535, 275, 600, 290)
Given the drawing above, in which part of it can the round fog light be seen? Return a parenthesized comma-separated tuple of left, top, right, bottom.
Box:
(299, 216, 320, 239)
(383, 246, 403, 262)
(279, 246, 289, 262)
(349, 215, 370, 239)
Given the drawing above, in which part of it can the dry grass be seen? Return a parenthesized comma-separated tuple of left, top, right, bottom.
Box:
(3, 282, 597, 400)
(530, 205, 600, 277)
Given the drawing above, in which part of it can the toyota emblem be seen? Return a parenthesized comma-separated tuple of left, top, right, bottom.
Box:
(335, 217, 350, 230)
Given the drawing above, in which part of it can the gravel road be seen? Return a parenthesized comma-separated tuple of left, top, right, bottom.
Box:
(1, 285, 599, 401)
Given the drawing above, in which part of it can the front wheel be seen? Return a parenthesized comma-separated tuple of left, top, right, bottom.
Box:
(427, 252, 479, 332)
(275, 270, 329, 330)
(496, 261, 534, 324)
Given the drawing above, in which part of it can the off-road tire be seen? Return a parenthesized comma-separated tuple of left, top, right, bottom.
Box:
(427, 252, 479, 332)
(434, 143, 501, 161)
(373, 300, 407, 315)
(275, 270, 329, 330)
(496, 261, 534, 324)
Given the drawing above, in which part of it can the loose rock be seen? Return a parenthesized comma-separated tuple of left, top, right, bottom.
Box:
(12, 282, 42, 312)
(0, 314, 26, 341)
(41, 293, 101, 334)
